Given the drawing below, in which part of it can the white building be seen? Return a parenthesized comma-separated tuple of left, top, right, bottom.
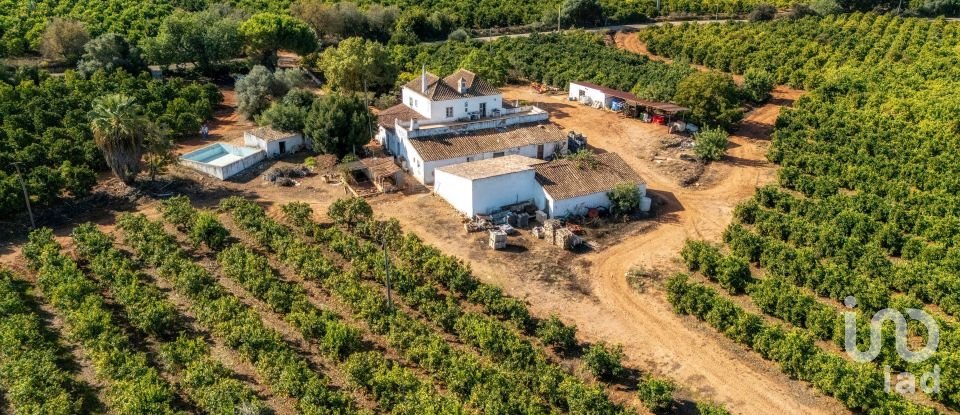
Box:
(434, 155, 545, 217)
(244, 126, 306, 158)
(533, 152, 648, 218)
(433, 152, 648, 218)
(568, 81, 638, 109)
(376, 69, 566, 185)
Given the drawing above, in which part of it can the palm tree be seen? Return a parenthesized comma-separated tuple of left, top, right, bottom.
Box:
(89, 94, 147, 185)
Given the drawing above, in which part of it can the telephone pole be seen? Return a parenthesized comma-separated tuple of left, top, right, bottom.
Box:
(11, 163, 35, 229)
(557, 4, 562, 32)
(382, 237, 393, 310)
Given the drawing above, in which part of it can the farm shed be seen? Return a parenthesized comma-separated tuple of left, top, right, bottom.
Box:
(244, 126, 306, 158)
(434, 155, 546, 217)
(534, 152, 649, 218)
(343, 157, 405, 194)
(568, 81, 640, 110)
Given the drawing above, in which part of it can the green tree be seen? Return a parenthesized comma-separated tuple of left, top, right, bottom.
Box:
(693, 127, 729, 162)
(189, 211, 229, 251)
(583, 342, 624, 380)
(239, 13, 317, 69)
(459, 48, 507, 86)
(303, 94, 374, 156)
(258, 102, 309, 133)
(143, 124, 176, 181)
(39, 18, 90, 65)
(607, 182, 641, 218)
(742, 68, 774, 103)
(560, 0, 603, 27)
(89, 94, 148, 185)
(77, 33, 145, 76)
(327, 197, 373, 229)
(673, 72, 743, 129)
(142, 9, 241, 72)
(747, 4, 777, 21)
(637, 377, 676, 413)
(318, 37, 397, 93)
(236, 65, 277, 120)
(717, 255, 751, 294)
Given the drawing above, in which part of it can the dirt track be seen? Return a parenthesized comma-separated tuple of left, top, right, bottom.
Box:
(377, 37, 836, 413)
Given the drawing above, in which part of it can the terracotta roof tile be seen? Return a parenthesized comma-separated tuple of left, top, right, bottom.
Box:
(409, 123, 566, 162)
(377, 104, 424, 129)
(248, 126, 298, 142)
(535, 152, 644, 200)
(404, 69, 499, 101)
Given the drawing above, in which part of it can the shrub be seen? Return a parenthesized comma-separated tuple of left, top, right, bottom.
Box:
(748, 4, 777, 21)
(447, 28, 470, 42)
(717, 255, 751, 293)
(694, 127, 729, 162)
(189, 211, 229, 251)
(536, 315, 577, 351)
(742, 68, 774, 103)
(637, 377, 676, 413)
(583, 342, 624, 380)
(697, 402, 731, 415)
(607, 182, 642, 218)
(327, 197, 373, 229)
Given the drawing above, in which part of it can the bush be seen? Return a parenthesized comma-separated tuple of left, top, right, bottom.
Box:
(717, 255, 751, 293)
(673, 72, 743, 130)
(39, 18, 89, 64)
(327, 197, 373, 229)
(748, 4, 777, 21)
(189, 211, 229, 251)
(607, 182, 642, 218)
(637, 377, 676, 413)
(742, 68, 774, 103)
(582, 342, 624, 380)
(697, 402, 731, 415)
(536, 315, 577, 351)
(694, 127, 729, 162)
(447, 28, 470, 42)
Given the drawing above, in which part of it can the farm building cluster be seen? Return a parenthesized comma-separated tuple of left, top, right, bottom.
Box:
(179, 70, 698, 232)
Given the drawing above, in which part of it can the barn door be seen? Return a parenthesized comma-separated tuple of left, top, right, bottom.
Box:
(537, 144, 544, 159)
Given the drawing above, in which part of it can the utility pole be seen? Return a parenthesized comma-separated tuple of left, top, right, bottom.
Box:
(557, 3, 562, 32)
(11, 163, 35, 229)
(382, 237, 393, 310)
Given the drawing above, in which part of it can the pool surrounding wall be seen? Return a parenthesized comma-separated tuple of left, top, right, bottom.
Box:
(180, 143, 266, 180)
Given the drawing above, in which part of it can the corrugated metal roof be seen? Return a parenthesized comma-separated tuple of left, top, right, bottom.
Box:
(405, 69, 499, 101)
(409, 123, 566, 162)
(535, 152, 644, 200)
(435, 155, 545, 180)
(570, 81, 689, 114)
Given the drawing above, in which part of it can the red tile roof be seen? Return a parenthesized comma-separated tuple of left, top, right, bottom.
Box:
(409, 123, 565, 162)
(405, 69, 499, 101)
(535, 152, 644, 200)
(377, 104, 424, 129)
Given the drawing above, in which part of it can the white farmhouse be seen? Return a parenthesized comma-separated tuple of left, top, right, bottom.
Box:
(434, 155, 545, 217)
(376, 69, 566, 184)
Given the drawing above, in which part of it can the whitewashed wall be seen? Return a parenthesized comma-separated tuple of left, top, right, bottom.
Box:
(568, 83, 611, 108)
(435, 169, 540, 217)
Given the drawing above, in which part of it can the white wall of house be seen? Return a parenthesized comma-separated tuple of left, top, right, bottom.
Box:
(243, 132, 305, 158)
(544, 183, 647, 218)
(416, 141, 564, 185)
(435, 169, 540, 217)
(568, 83, 611, 108)
(402, 86, 503, 122)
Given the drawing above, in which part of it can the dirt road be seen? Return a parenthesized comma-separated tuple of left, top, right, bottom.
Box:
(377, 39, 835, 411)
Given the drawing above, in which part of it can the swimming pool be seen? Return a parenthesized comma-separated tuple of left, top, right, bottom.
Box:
(180, 143, 266, 180)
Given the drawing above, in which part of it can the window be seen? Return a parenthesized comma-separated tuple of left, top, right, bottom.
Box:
(579, 89, 585, 97)
(464, 102, 468, 111)
(446, 107, 453, 117)
(408, 97, 414, 107)
(493, 152, 505, 158)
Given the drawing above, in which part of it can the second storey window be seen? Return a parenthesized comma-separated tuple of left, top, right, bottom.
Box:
(446, 107, 453, 117)
(409, 97, 414, 107)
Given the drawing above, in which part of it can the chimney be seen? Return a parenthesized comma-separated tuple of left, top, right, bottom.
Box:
(458, 77, 467, 94)
(421, 64, 426, 94)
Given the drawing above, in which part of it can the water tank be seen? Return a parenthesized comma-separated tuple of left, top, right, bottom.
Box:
(640, 196, 652, 212)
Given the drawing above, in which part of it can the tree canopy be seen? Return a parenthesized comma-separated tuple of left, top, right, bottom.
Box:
(318, 37, 397, 93)
(303, 94, 374, 157)
(239, 13, 318, 68)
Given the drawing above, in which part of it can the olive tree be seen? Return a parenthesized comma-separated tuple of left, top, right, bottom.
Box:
(239, 13, 317, 69)
(39, 18, 90, 64)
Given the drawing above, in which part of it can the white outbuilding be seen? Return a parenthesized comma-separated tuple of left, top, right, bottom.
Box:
(434, 155, 546, 217)
(533, 152, 648, 218)
(243, 126, 306, 158)
(568, 81, 639, 110)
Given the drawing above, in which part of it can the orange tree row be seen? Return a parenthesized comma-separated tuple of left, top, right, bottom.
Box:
(219, 196, 632, 414)
(115, 213, 361, 415)
(23, 228, 179, 415)
(70, 223, 270, 414)
(157, 195, 468, 414)
(0, 268, 91, 414)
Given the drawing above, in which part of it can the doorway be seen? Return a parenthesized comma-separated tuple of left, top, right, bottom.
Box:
(278, 141, 286, 154)
(479, 102, 487, 118)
